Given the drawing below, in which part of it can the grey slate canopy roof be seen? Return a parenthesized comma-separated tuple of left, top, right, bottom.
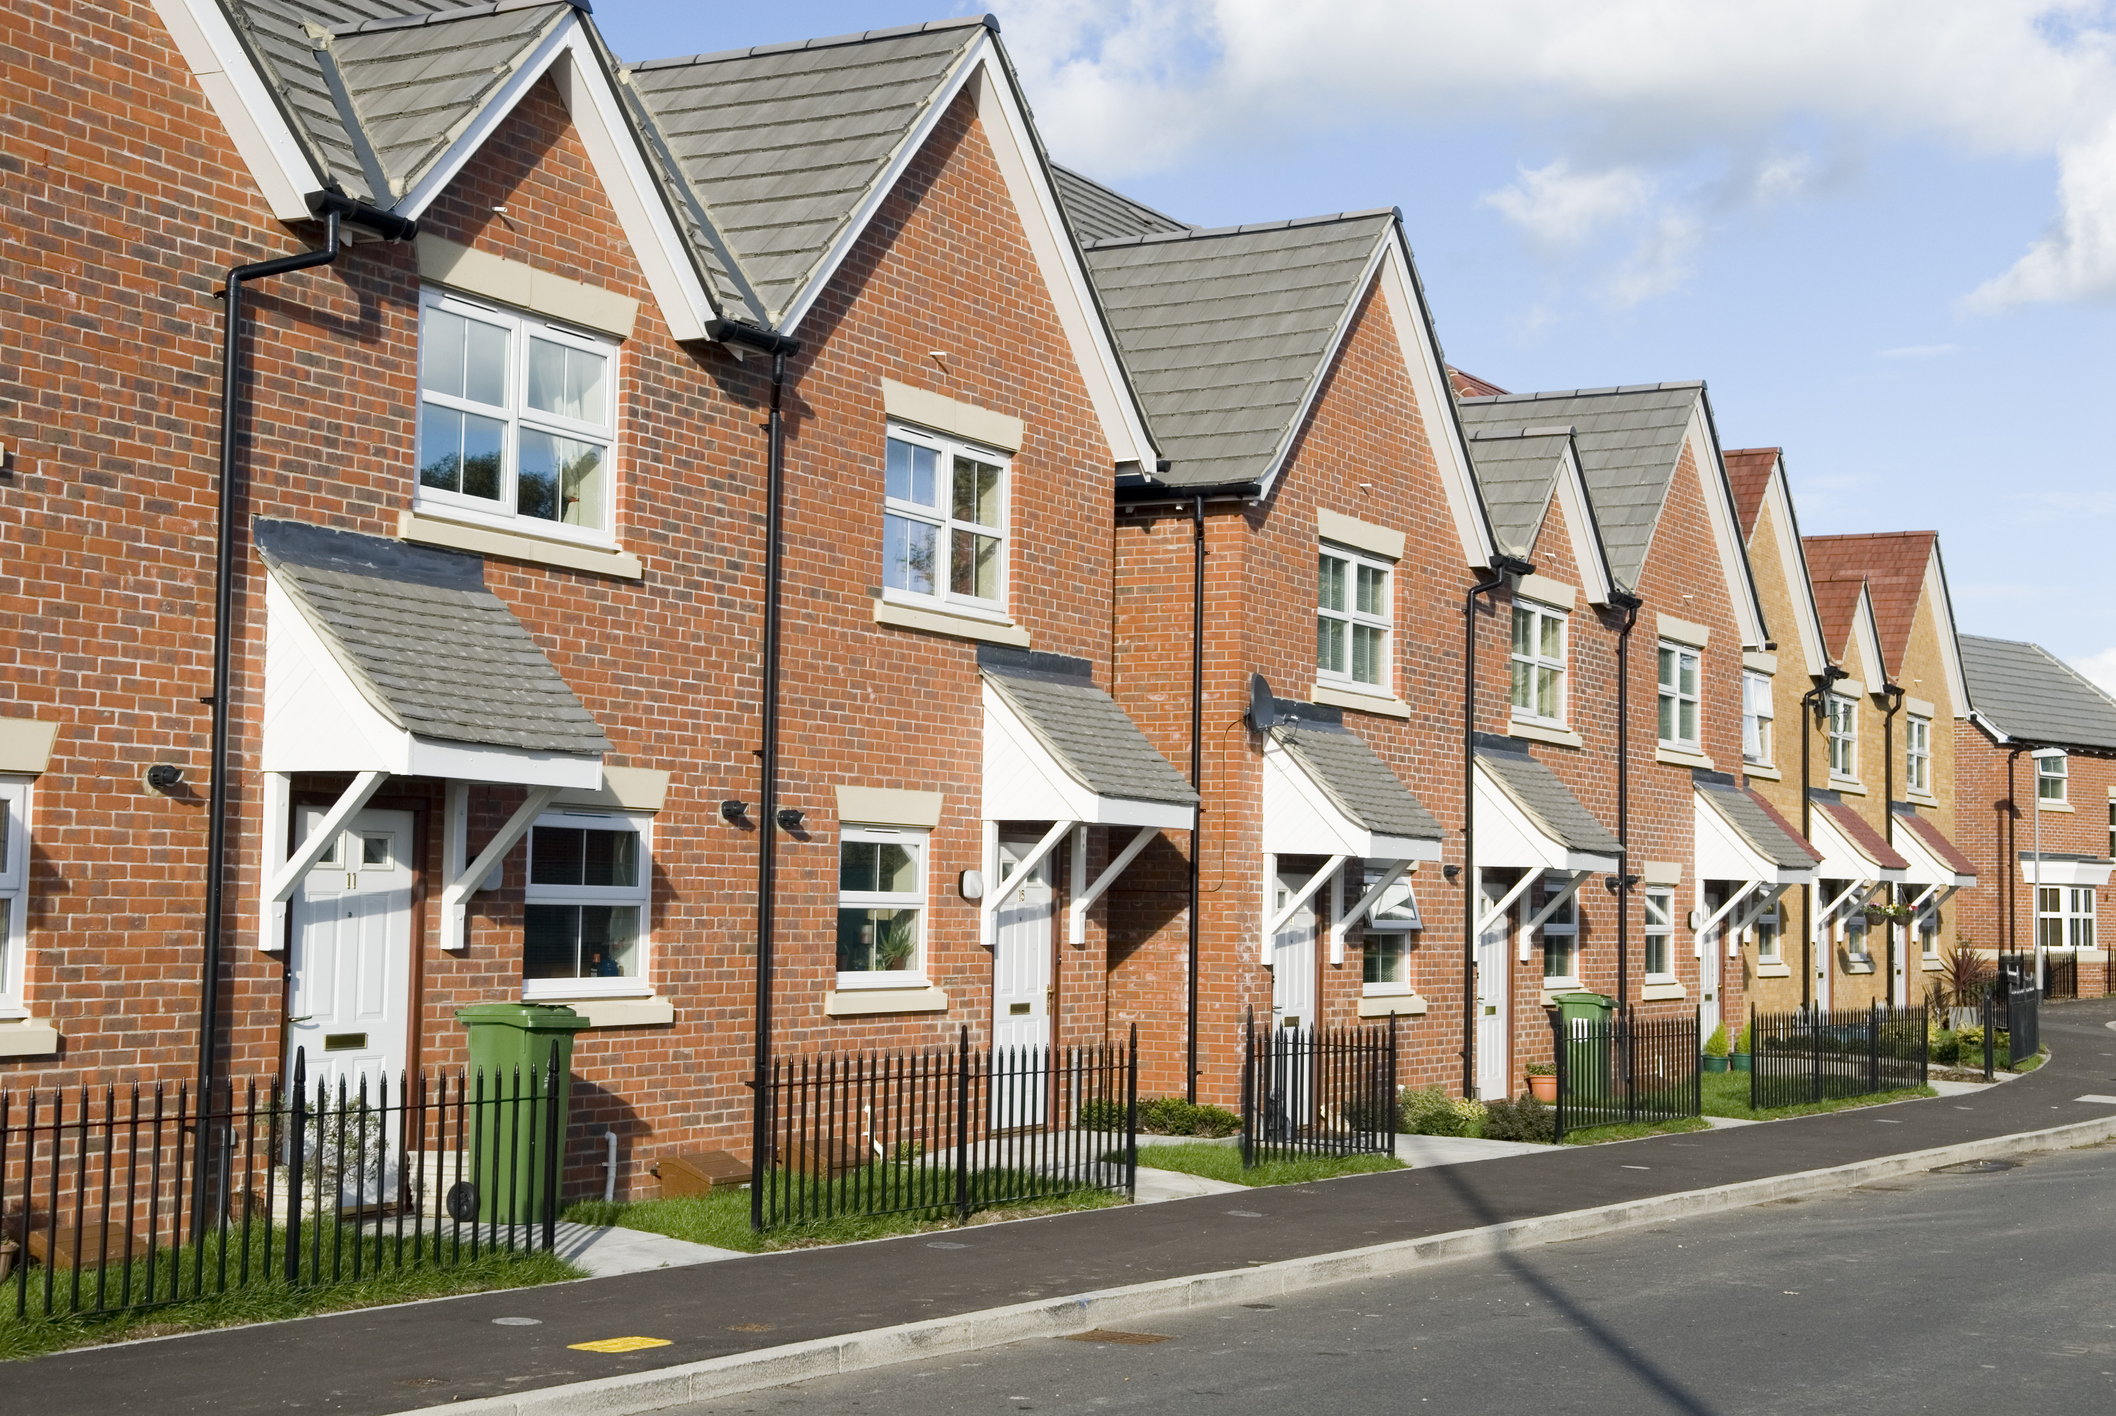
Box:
(624, 18, 991, 325)
(1696, 778, 1822, 871)
(1962, 634, 2116, 752)
(1474, 736, 1622, 858)
(1465, 428, 1573, 559)
(1271, 721, 1444, 843)
(978, 649, 1198, 809)
(1083, 211, 1396, 488)
(1052, 166, 1191, 243)
(256, 518, 610, 757)
(1457, 384, 1703, 590)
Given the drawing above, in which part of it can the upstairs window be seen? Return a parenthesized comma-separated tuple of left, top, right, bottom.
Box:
(1657, 643, 1700, 749)
(417, 290, 617, 540)
(882, 426, 1009, 615)
(837, 827, 927, 986)
(524, 812, 651, 998)
(1905, 715, 1931, 796)
(2038, 752, 2068, 804)
(0, 780, 26, 1015)
(1827, 694, 1858, 781)
(1742, 671, 1774, 766)
(1318, 545, 1391, 691)
(1510, 602, 1567, 726)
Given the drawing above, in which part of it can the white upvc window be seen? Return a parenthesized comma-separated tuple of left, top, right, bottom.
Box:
(881, 425, 1009, 616)
(2107, 799, 2114, 858)
(1912, 888, 1940, 959)
(1753, 900, 1782, 961)
(1317, 544, 1392, 691)
(1827, 694, 1858, 781)
(2038, 886, 2096, 951)
(1361, 863, 1419, 995)
(0, 779, 28, 1016)
(1510, 601, 1567, 726)
(837, 826, 928, 988)
(1643, 887, 1674, 978)
(1537, 874, 1578, 982)
(1742, 671, 1774, 766)
(1842, 900, 1871, 962)
(1905, 715, 1931, 796)
(2037, 752, 2068, 804)
(523, 810, 652, 999)
(416, 289, 619, 542)
(1657, 642, 1700, 749)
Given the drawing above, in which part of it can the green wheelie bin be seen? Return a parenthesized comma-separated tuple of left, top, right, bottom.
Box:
(1552, 992, 1616, 1099)
(455, 1003, 590, 1225)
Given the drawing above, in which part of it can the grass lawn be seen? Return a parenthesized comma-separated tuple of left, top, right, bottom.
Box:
(1560, 1116, 1711, 1145)
(1133, 1142, 1404, 1187)
(1701, 1070, 1936, 1120)
(0, 1243, 577, 1362)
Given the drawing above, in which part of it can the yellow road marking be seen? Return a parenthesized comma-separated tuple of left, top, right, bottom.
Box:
(568, 1337, 673, 1354)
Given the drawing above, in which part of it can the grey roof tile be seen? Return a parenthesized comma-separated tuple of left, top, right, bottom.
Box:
(979, 649, 1198, 809)
(1272, 722, 1444, 842)
(1464, 430, 1571, 558)
(1474, 737, 1621, 857)
(1697, 779, 1822, 870)
(1961, 634, 2116, 751)
(1052, 166, 1191, 243)
(255, 518, 610, 757)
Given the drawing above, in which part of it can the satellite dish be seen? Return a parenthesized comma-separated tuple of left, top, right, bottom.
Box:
(1247, 672, 1276, 734)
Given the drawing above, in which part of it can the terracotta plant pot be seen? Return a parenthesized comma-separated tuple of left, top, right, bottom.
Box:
(1527, 1072, 1559, 1102)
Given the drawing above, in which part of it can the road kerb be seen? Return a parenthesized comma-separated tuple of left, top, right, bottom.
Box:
(409, 1113, 2116, 1416)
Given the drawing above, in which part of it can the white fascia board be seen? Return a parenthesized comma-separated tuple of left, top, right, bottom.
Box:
(154, 0, 321, 219)
(1551, 440, 1616, 606)
(1763, 470, 1830, 679)
(1261, 737, 1377, 857)
(1685, 402, 1769, 650)
(1090, 797, 1195, 830)
(1808, 809, 1908, 884)
(1894, 822, 1974, 889)
(1471, 763, 1567, 873)
(1925, 541, 1972, 717)
(1695, 792, 1814, 887)
(404, 737, 600, 789)
(1851, 584, 1886, 690)
(982, 682, 1180, 825)
(396, 16, 574, 217)
(1372, 236, 1496, 567)
(1373, 833, 1446, 864)
(2019, 857, 2114, 888)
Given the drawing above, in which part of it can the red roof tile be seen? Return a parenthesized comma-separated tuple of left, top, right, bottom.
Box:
(1817, 799, 1910, 872)
(1448, 366, 1509, 397)
(1801, 532, 1938, 678)
(1746, 788, 1824, 864)
(1806, 572, 1866, 660)
(1897, 810, 1977, 880)
(1723, 447, 1778, 541)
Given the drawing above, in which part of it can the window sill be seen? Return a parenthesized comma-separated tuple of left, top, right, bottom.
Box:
(1508, 719, 1582, 749)
(873, 598, 1030, 648)
(1921, 956, 1947, 972)
(1538, 976, 1583, 998)
(824, 985, 950, 1017)
(1357, 993, 1428, 1018)
(1312, 682, 1411, 719)
(399, 510, 643, 580)
(524, 980, 653, 1002)
(1655, 745, 1715, 770)
(2034, 800, 2076, 814)
(1753, 960, 1791, 978)
(1843, 958, 1875, 975)
(1828, 777, 1866, 797)
(1743, 762, 1781, 782)
(1906, 791, 1940, 808)
(527, 995, 674, 1028)
(1640, 979, 1687, 1001)
(0, 1017, 60, 1058)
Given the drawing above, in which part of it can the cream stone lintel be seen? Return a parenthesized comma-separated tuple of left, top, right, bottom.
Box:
(1742, 650, 1779, 675)
(0, 718, 60, 775)
(882, 379, 1024, 452)
(1904, 695, 1936, 719)
(1312, 682, 1411, 719)
(824, 986, 950, 1017)
(555, 766, 669, 813)
(1513, 574, 1576, 612)
(837, 786, 944, 828)
(1641, 861, 1684, 886)
(417, 234, 640, 339)
(1508, 718, 1582, 749)
(1317, 509, 1405, 562)
(873, 598, 1031, 647)
(1357, 993, 1429, 1018)
(399, 510, 644, 580)
(1835, 678, 1867, 699)
(1656, 613, 1710, 648)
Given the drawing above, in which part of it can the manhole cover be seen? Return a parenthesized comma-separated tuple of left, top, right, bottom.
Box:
(1935, 1159, 2018, 1174)
(1062, 1329, 1170, 1345)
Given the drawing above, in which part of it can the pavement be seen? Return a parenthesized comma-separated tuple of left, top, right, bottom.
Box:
(17, 998, 2116, 1416)
(552, 1223, 744, 1277)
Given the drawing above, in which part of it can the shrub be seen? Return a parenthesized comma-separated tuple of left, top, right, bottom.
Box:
(1481, 1092, 1556, 1144)
(1076, 1098, 1127, 1131)
(1703, 1023, 1730, 1058)
(1340, 1092, 1400, 1133)
(1732, 1023, 1751, 1055)
(1139, 1096, 1241, 1138)
(1397, 1086, 1485, 1136)
(1928, 1028, 1960, 1065)
(1524, 1062, 1555, 1077)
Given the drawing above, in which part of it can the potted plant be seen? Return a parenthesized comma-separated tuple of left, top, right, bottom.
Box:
(1524, 1062, 1558, 1102)
(1862, 900, 1913, 928)
(1730, 1022, 1751, 1072)
(1701, 1022, 1730, 1072)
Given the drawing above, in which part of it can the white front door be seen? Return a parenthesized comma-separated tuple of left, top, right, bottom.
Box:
(1270, 866, 1318, 1030)
(992, 837, 1054, 1128)
(288, 807, 415, 1106)
(1699, 886, 1724, 1037)
(1475, 875, 1512, 1101)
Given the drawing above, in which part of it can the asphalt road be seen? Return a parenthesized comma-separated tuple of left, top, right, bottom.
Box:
(682, 1140, 2116, 1416)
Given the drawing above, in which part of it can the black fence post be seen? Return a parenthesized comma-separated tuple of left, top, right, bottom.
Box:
(284, 1049, 306, 1285)
(1747, 1007, 1758, 1112)
(1125, 1023, 1140, 1200)
(1693, 1010, 1702, 1120)
(1982, 987, 1995, 1080)
(954, 1025, 971, 1222)
(1240, 1007, 1256, 1170)
(1867, 1003, 1879, 1095)
(1549, 1010, 1567, 1142)
(1387, 1013, 1400, 1144)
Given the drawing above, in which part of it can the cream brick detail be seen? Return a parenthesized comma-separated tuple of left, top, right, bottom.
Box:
(0, 1018, 61, 1058)
(0, 718, 60, 775)
(1357, 993, 1429, 1018)
(824, 986, 950, 1017)
(555, 767, 669, 813)
(543, 996, 674, 1028)
(836, 786, 944, 828)
(1508, 719, 1583, 749)
(1640, 980, 1688, 1001)
(1641, 861, 1684, 885)
(1312, 682, 1411, 718)
(882, 379, 1024, 451)
(417, 234, 640, 338)
(1513, 573, 1576, 611)
(1317, 508, 1405, 561)
(1742, 650, 1778, 674)
(1656, 613, 1710, 648)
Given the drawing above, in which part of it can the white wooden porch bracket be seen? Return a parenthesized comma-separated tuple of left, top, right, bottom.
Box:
(1068, 826, 1158, 948)
(1474, 870, 1540, 939)
(979, 818, 1076, 949)
(1516, 870, 1593, 963)
(259, 770, 388, 952)
(1817, 877, 1878, 927)
(1693, 879, 1762, 960)
(1729, 883, 1790, 953)
(1261, 854, 1348, 963)
(1330, 859, 1410, 964)
(443, 784, 560, 951)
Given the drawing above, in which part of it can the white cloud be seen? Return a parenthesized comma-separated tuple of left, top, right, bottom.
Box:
(2069, 647, 2116, 697)
(1000, 0, 2116, 306)
(1878, 343, 1962, 358)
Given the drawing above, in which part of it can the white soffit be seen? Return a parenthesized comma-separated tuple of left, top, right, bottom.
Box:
(1472, 762, 1616, 872)
(1684, 404, 1768, 650)
(2019, 857, 2114, 888)
(1375, 236, 1494, 567)
(1893, 822, 1973, 888)
(1694, 792, 1813, 886)
(1807, 807, 1907, 884)
(981, 684, 1191, 829)
(1261, 737, 1441, 862)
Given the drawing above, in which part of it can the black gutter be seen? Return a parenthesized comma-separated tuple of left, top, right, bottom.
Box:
(1610, 590, 1642, 1012)
(1462, 556, 1531, 1097)
(712, 320, 804, 1233)
(203, 193, 413, 1223)
(1880, 680, 1905, 1001)
(1114, 477, 1258, 507)
(1187, 493, 1205, 1102)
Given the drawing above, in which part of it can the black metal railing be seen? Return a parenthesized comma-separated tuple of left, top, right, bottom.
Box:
(1748, 1004, 1928, 1110)
(1992, 978, 2040, 1067)
(1, 1047, 562, 1322)
(756, 1026, 1137, 1230)
(2043, 952, 2079, 1001)
(1239, 1013, 1398, 1165)
(1550, 1010, 1700, 1141)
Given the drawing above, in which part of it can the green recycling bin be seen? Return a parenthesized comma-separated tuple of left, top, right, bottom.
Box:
(455, 1003, 590, 1225)
(1552, 992, 1616, 1099)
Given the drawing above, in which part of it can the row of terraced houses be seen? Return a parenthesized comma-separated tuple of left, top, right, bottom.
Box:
(5, 1, 2115, 1198)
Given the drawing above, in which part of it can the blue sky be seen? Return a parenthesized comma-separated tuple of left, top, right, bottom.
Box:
(596, 2, 2116, 685)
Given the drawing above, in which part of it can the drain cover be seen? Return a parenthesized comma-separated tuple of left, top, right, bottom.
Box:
(1935, 1159, 2018, 1174)
(1063, 1329, 1170, 1345)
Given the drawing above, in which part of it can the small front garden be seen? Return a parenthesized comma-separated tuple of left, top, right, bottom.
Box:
(1128, 1142, 1403, 1186)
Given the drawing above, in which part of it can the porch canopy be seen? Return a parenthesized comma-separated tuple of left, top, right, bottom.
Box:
(1260, 702, 1446, 962)
(1472, 734, 1620, 946)
(1886, 804, 1977, 942)
(1693, 773, 1819, 955)
(255, 518, 610, 950)
(979, 647, 1198, 947)
(2014, 851, 2114, 888)
(1806, 792, 1910, 944)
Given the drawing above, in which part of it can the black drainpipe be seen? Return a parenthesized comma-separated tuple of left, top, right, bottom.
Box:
(1610, 591, 1642, 1012)
(1881, 681, 1905, 1001)
(1798, 668, 1847, 1008)
(1187, 493, 1205, 1103)
(201, 194, 413, 1156)
(713, 320, 804, 1232)
(1462, 556, 1531, 1097)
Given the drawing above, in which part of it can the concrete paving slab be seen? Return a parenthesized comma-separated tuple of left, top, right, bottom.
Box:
(1393, 1134, 1556, 1165)
(1131, 1167, 1250, 1203)
(552, 1222, 744, 1277)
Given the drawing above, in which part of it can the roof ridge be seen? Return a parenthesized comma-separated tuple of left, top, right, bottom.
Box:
(628, 14, 995, 71)
(1465, 424, 1575, 441)
(1459, 380, 1705, 405)
(1081, 207, 1399, 250)
(332, 0, 579, 38)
